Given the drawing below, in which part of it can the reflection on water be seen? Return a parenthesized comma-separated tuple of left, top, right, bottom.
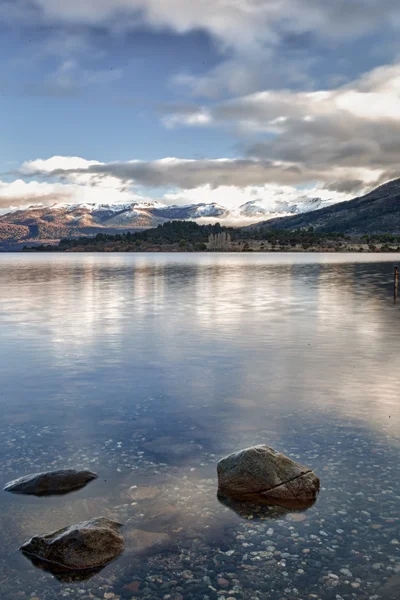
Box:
(0, 253, 400, 599)
(20, 553, 107, 584)
(216, 493, 316, 519)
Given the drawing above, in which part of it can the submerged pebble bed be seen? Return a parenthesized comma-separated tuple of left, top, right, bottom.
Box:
(0, 405, 399, 600)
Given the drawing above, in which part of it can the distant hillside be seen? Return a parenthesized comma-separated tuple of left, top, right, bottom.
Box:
(254, 179, 400, 234)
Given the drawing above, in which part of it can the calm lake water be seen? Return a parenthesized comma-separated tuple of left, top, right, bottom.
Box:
(0, 253, 399, 600)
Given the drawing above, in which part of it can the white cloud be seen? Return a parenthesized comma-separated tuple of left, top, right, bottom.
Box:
(21, 156, 102, 174)
(0, 170, 152, 215)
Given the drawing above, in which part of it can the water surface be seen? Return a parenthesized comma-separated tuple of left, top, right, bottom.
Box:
(0, 253, 399, 600)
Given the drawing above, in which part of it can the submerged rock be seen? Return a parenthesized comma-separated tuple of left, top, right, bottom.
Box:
(20, 517, 124, 574)
(217, 445, 319, 508)
(4, 469, 97, 496)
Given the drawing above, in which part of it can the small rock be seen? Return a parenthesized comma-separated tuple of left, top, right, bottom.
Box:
(340, 568, 352, 577)
(20, 517, 124, 573)
(123, 582, 141, 593)
(4, 469, 97, 496)
(286, 513, 308, 522)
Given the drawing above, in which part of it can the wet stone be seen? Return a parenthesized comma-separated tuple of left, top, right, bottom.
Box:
(217, 445, 320, 509)
(3, 469, 97, 496)
(20, 517, 124, 577)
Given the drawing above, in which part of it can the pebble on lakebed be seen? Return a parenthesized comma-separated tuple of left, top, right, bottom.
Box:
(20, 517, 124, 580)
(3, 469, 97, 496)
(217, 445, 320, 508)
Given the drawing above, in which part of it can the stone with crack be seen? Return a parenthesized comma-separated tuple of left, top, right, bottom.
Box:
(217, 445, 319, 508)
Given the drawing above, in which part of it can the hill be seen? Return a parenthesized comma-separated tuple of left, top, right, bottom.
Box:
(254, 179, 400, 234)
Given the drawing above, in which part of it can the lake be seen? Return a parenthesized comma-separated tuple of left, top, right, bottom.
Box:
(0, 253, 399, 600)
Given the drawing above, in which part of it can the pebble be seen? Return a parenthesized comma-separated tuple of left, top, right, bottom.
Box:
(286, 513, 308, 522)
(340, 568, 352, 577)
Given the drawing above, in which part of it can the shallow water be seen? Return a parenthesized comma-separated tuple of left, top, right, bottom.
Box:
(0, 252, 399, 600)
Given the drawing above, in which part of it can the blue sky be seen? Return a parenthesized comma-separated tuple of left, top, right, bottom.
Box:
(2, 0, 400, 217)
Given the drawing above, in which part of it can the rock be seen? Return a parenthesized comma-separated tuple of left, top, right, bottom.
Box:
(20, 517, 124, 574)
(286, 513, 308, 522)
(217, 445, 319, 508)
(4, 469, 97, 496)
(125, 528, 171, 556)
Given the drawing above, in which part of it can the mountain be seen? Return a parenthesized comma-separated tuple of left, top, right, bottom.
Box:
(238, 200, 270, 218)
(4, 179, 400, 249)
(152, 202, 227, 220)
(253, 179, 400, 234)
(237, 196, 331, 220)
(0, 201, 229, 249)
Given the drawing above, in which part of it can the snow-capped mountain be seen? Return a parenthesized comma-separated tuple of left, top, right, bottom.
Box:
(237, 200, 271, 217)
(152, 202, 227, 220)
(0, 196, 333, 248)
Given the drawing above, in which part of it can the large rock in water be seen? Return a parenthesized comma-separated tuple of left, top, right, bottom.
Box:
(217, 445, 319, 508)
(4, 469, 97, 496)
(20, 517, 124, 573)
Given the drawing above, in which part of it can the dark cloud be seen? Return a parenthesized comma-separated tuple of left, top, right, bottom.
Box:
(19, 156, 373, 196)
(165, 62, 400, 190)
(323, 180, 366, 194)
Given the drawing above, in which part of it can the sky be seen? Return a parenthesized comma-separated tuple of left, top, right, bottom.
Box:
(2, 0, 400, 216)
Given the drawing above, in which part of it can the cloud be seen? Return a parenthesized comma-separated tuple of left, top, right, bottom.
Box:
(2, 153, 373, 221)
(21, 156, 102, 174)
(5, 0, 400, 97)
(8, 0, 400, 46)
(21, 58, 124, 97)
(162, 62, 400, 187)
(160, 105, 212, 128)
(0, 179, 70, 214)
(19, 155, 373, 192)
(1, 153, 356, 217)
(0, 172, 152, 215)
